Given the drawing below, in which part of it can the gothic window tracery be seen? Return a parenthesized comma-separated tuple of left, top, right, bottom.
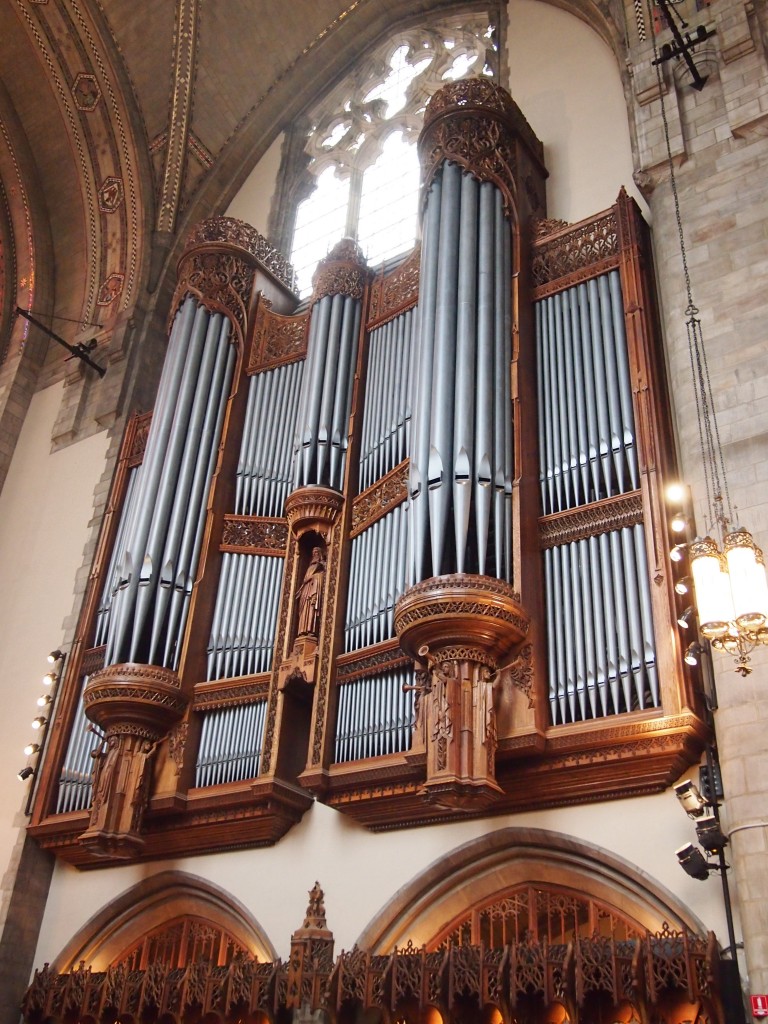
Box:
(286, 13, 498, 295)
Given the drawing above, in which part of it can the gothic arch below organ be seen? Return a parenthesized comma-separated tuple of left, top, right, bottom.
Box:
(47, 870, 277, 973)
(355, 827, 711, 952)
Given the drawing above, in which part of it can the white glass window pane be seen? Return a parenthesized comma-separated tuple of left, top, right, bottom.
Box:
(358, 132, 420, 268)
(292, 166, 351, 297)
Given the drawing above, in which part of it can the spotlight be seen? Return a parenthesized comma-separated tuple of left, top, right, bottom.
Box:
(695, 813, 729, 853)
(670, 543, 687, 562)
(42, 670, 58, 686)
(31, 716, 47, 730)
(23, 742, 40, 757)
(676, 843, 710, 880)
(47, 649, 63, 664)
(684, 642, 701, 666)
(17, 766, 34, 782)
(677, 607, 694, 629)
(674, 779, 709, 818)
(675, 576, 693, 595)
(36, 694, 52, 707)
(666, 483, 686, 503)
(671, 512, 688, 533)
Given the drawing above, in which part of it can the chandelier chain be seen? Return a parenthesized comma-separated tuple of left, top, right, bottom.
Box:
(645, 0, 733, 530)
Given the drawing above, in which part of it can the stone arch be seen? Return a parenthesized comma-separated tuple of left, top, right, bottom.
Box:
(355, 827, 711, 952)
(48, 870, 277, 972)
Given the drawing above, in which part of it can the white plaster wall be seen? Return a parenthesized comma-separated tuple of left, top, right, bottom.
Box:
(225, 134, 284, 235)
(0, 384, 108, 888)
(507, 0, 644, 223)
(35, 790, 730, 967)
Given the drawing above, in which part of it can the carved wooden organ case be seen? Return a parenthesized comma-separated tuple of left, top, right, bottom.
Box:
(29, 81, 706, 865)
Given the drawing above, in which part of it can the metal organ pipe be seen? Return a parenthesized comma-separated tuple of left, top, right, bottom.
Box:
(105, 298, 235, 669)
(334, 667, 415, 763)
(408, 161, 514, 583)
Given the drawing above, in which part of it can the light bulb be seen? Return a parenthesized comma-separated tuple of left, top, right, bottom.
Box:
(24, 742, 40, 756)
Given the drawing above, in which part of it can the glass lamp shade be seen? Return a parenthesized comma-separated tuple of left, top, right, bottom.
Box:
(690, 537, 733, 638)
(725, 528, 768, 631)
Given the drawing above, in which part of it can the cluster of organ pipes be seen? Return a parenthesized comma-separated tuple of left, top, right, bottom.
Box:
(344, 503, 409, 652)
(93, 467, 140, 648)
(293, 290, 362, 492)
(206, 553, 283, 680)
(408, 162, 513, 583)
(235, 360, 304, 517)
(56, 688, 101, 813)
(334, 668, 415, 762)
(536, 272, 638, 514)
(358, 309, 415, 492)
(544, 526, 658, 725)
(536, 271, 658, 725)
(194, 700, 267, 787)
(104, 297, 236, 669)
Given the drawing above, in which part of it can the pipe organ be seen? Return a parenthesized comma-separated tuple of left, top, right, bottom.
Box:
(28, 80, 707, 865)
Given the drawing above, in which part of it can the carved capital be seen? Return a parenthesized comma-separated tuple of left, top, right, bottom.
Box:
(395, 574, 529, 669)
(83, 662, 188, 738)
(285, 486, 344, 538)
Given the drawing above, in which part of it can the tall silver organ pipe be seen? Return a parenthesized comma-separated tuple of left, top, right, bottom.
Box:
(334, 667, 415, 762)
(293, 290, 362, 492)
(56, 685, 103, 813)
(344, 502, 409, 652)
(236, 360, 305, 517)
(544, 526, 658, 724)
(105, 296, 236, 668)
(194, 699, 267, 786)
(408, 162, 513, 583)
(536, 271, 638, 514)
(206, 553, 284, 680)
(359, 308, 415, 491)
(93, 466, 140, 648)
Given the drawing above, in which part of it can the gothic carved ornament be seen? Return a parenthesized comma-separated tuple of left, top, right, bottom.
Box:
(531, 208, 619, 295)
(351, 461, 408, 536)
(367, 245, 420, 327)
(539, 491, 644, 549)
(221, 515, 288, 555)
(248, 296, 309, 373)
(311, 237, 372, 303)
(185, 217, 297, 292)
(419, 79, 544, 221)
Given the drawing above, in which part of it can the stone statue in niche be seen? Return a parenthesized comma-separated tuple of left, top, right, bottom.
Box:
(296, 545, 326, 638)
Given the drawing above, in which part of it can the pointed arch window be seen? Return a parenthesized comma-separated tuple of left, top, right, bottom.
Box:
(279, 13, 499, 295)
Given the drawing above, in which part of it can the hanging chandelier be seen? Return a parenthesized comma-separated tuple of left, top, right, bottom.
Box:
(650, 0, 768, 675)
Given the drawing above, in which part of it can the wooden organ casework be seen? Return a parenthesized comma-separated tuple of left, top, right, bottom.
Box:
(28, 79, 707, 865)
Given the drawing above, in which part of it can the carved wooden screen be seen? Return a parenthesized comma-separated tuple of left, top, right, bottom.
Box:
(115, 915, 252, 970)
(431, 884, 645, 949)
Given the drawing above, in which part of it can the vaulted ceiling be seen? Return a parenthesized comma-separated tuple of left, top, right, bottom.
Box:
(0, 0, 624, 370)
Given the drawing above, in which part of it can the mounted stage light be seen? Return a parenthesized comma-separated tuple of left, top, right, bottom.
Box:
(670, 512, 688, 534)
(676, 843, 711, 880)
(31, 716, 47, 730)
(36, 694, 52, 708)
(675, 576, 693, 596)
(695, 813, 729, 853)
(684, 642, 702, 666)
(670, 544, 687, 562)
(47, 649, 63, 664)
(677, 607, 694, 629)
(17, 766, 34, 782)
(42, 670, 58, 686)
(674, 779, 709, 818)
(23, 742, 40, 757)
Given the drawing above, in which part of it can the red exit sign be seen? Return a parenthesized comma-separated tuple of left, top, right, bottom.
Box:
(752, 994, 768, 1018)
